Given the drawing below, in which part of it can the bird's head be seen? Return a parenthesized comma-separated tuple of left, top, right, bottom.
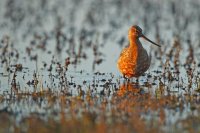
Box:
(128, 25, 143, 38)
(128, 25, 161, 47)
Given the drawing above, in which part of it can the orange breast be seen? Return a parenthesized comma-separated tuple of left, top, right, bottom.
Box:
(117, 46, 138, 78)
(117, 45, 150, 78)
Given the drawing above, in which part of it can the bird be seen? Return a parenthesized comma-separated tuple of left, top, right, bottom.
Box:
(117, 25, 160, 78)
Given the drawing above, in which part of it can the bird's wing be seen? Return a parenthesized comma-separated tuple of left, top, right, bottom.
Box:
(148, 50, 151, 65)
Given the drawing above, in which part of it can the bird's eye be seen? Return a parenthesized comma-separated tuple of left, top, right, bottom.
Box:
(134, 29, 138, 34)
(134, 29, 140, 34)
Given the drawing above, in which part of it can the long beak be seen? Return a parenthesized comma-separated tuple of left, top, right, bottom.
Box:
(141, 34, 161, 47)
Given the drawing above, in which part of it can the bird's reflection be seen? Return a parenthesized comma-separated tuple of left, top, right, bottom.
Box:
(117, 82, 145, 96)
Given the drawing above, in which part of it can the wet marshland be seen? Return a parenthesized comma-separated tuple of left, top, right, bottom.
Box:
(0, 0, 200, 132)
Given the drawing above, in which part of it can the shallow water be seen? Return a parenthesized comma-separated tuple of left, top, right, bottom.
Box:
(0, 0, 200, 132)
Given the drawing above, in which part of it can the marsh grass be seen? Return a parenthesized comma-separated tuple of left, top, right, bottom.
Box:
(0, 0, 200, 132)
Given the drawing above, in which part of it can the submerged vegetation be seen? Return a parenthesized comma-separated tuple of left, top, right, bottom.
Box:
(0, 0, 200, 132)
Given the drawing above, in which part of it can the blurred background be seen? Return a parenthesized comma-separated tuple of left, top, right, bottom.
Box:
(0, 0, 200, 95)
(0, 0, 200, 88)
(0, 0, 199, 73)
(0, 0, 200, 132)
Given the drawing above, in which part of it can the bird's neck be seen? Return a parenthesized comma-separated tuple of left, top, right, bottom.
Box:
(129, 37, 141, 48)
